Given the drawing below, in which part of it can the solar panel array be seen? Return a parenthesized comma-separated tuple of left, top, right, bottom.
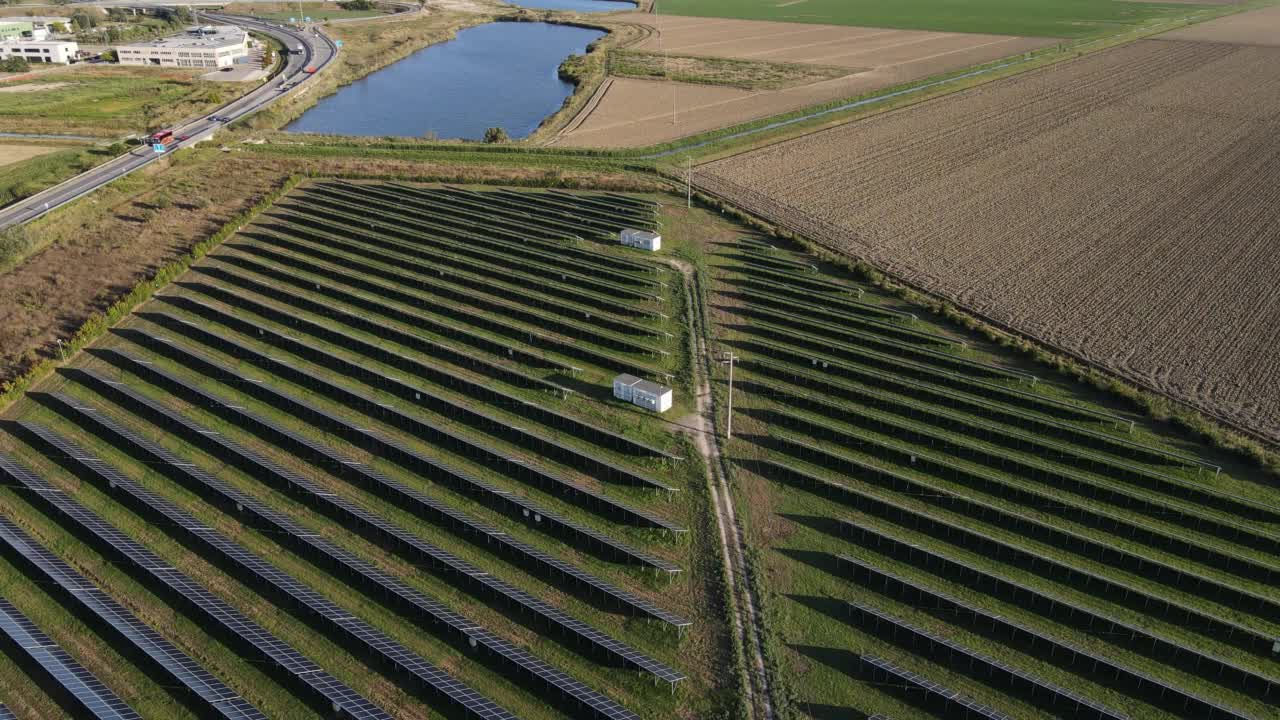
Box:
(0, 704, 13, 720)
(195, 260, 581, 391)
(760, 457, 1276, 657)
(19, 415, 527, 720)
(114, 326, 684, 534)
(763, 390, 1275, 576)
(844, 599, 1128, 720)
(6, 422, 404, 712)
(216, 247, 578, 373)
(0, 447, 389, 720)
(767, 421, 1278, 593)
(0, 596, 142, 720)
(50, 381, 684, 689)
(95, 348, 680, 577)
(232, 232, 667, 379)
(767, 433, 1279, 627)
(858, 654, 1013, 720)
(835, 524, 1280, 701)
(163, 288, 678, 479)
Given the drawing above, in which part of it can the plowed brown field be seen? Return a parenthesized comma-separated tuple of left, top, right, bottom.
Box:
(699, 38, 1280, 442)
(556, 13, 1054, 147)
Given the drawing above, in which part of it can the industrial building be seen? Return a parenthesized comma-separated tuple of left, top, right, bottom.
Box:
(116, 25, 249, 68)
(613, 374, 674, 413)
(0, 39, 78, 64)
(620, 228, 661, 252)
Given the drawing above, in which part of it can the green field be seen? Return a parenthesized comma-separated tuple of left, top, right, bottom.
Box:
(0, 67, 248, 137)
(651, 0, 1215, 37)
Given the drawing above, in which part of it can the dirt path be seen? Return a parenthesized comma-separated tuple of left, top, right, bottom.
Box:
(670, 257, 775, 720)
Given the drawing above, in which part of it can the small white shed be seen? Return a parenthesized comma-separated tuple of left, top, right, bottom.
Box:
(613, 374, 673, 413)
(620, 228, 661, 252)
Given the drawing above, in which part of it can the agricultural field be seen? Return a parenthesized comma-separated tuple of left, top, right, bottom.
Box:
(0, 182, 735, 719)
(649, 0, 1225, 37)
(696, 23, 1280, 445)
(557, 14, 1056, 147)
(700, 224, 1280, 719)
(0, 67, 250, 138)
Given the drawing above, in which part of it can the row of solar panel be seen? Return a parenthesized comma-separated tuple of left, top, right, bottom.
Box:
(323, 183, 661, 264)
(766, 422, 1279, 622)
(170, 282, 677, 466)
(308, 183, 664, 286)
(764, 406, 1274, 585)
(97, 347, 680, 576)
(748, 351, 1224, 493)
(251, 213, 662, 325)
(217, 243, 577, 374)
(834, 548, 1278, 703)
(119, 322, 682, 533)
(236, 231, 668, 379)
(331, 182, 661, 261)
(36, 392, 657, 716)
(740, 286, 944, 354)
(756, 457, 1276, 658)
(748, 372, 1275, 562)
(197, 260, 578, 392)
(737, 316, 1111, 426)
(388, 183, 662, 238)
(748, 354, 1272, 527)
(13, 422, 523, 720)
(734, 274, 911, 324)
(236, 221, 667, 355)
(733, 301, 1023, 383)
(54, 374, 687, 653)
(0, 449, 391, 719)
(843, 598, 1128, 720)
(276, 200, 661, 303)
(0, 595, 142, 720)
(857, 654, 1012, 720)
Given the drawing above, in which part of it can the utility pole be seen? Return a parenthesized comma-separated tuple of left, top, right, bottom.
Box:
(719, 351, 739, 440)
(686, 152, 696, 206)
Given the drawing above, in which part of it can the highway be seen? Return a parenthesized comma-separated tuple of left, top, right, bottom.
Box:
(0, 14, 337, 232)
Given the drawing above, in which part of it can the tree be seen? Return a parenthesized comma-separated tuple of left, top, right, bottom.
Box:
(0, 57, 28, 72)
(483, 127, 510, 144)
(100, 48, 118, 62)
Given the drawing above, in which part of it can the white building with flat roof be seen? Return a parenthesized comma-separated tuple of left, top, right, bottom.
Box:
(116, 24, 248, 68)
(620, 228, 661, 252)
(0, 39, 78, 64)
(613, 374, 673, 413)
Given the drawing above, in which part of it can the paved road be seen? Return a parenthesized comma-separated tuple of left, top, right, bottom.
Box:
(0, 14, 336, 232)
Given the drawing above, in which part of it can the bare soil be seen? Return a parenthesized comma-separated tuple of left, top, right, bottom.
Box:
(1158, 3, 1280, 45)
(0, 144, 61, 168)
(558, 13, 1055, 147)
(698, 38, 1280, 443)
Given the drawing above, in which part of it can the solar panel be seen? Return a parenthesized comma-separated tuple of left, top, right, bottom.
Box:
(125, 318, 685, 531)
(844, 599, 1127, 720)
(0, 596, 141, 720)
(166, 286, 678, 472)
(762, 457, 1276, 659)
(49, 385, 684, 691)
(1, 438, 393, 720)
(0, 462, 266, 720)
(858, 654, 1013, 720)
(767, 433, 1278, 626)
(837, 524, 1279, 705)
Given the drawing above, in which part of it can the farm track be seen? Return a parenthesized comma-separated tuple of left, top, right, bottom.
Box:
(699, 39, 1280, 443)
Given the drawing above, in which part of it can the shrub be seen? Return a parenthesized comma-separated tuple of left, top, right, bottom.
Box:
(482, 127, 510, 144)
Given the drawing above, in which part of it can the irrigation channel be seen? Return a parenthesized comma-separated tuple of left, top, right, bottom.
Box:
(286, 21, 605, 140)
